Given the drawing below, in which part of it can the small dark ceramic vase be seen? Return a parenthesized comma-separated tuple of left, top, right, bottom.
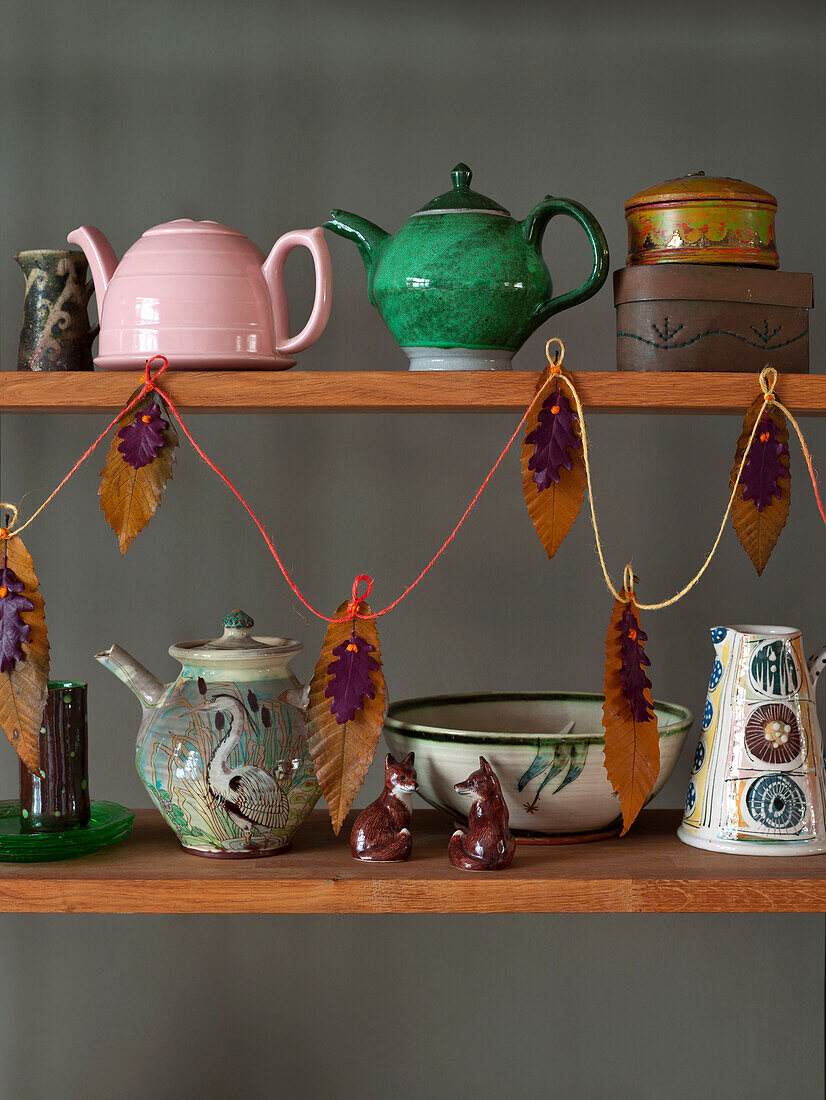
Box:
(19, 681, 90, 831)
(351, 752, 417, 861)
(15, 249, 96, 371)
(448, 756, 516, 871)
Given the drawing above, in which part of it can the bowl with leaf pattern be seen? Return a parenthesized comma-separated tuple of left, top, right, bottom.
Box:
(384, 692, 692, 840)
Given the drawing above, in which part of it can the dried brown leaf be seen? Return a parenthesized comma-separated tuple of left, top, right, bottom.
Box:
(521, 366, 586, 559)
(0, 535, 49, 773)
(602, 593, 659, 835)
(307, 600, 387, 834)
(730, 395, 790, 576)
(99, 389, 179, 554)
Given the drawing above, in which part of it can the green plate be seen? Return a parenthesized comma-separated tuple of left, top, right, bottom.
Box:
(0, 801, 134, 862)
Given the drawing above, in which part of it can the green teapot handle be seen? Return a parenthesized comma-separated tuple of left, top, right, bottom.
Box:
(521, 197, 609, 330)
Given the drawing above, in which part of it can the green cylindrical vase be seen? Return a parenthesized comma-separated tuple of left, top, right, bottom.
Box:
(19, 681, 90, 831)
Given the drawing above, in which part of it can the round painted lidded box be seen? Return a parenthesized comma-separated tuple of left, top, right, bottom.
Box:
(96, 611, 320, 857)
(624, 173, 778, 267)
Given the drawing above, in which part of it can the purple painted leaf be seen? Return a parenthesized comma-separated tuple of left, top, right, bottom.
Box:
(0, 565, 33, 674)
(525, 387, 581, 492)
(741, 416, 790, 512)
(619, 604, 655, 724)
(325, 631, 379, 725)
(117, 400, 169, 469)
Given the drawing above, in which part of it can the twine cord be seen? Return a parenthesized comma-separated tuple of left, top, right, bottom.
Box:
(554, 349, 794, 610)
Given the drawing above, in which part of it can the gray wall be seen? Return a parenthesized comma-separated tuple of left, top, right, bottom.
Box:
(0, 1, 824, 1097)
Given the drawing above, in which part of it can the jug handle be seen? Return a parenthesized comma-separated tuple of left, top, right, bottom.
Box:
(808, 645, 826, 690)
(522, 197, 609, 331)
(262, 227, 333, 357)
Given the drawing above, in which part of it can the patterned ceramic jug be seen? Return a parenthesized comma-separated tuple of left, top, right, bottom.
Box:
(679, 625, 826, 855)
(95, 611, 320, 858)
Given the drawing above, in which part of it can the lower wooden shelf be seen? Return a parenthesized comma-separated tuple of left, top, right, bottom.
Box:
(0, 809, 824, 913)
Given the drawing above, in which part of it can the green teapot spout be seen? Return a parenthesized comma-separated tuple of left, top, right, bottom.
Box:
(324, 210, 389, 292)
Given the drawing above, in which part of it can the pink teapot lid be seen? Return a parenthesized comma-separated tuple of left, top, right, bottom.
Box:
(139, 218, 252, 240)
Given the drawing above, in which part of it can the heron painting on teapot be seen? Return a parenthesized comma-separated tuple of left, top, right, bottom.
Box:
(96, 611, 320, 858)
(680, 624, 826, 855)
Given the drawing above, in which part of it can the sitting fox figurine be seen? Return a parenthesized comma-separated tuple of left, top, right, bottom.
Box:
(448, 756, 516, 871)
(350, 752, 417, 862)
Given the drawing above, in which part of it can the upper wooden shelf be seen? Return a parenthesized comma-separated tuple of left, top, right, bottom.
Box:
(1, 370, 825, 415)
(1, 809, 825, 913)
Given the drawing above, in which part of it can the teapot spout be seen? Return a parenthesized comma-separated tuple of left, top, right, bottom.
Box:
(324, 211, 388, 282)
(95, 644, 166, 711)
(67, 225, 118, 304)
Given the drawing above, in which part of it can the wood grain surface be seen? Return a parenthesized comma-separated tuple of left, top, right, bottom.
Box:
(2, 371, 825, 415)
(1, 809, 825, 913)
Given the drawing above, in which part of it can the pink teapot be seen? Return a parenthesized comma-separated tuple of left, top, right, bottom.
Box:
(67, 220, 332, 370)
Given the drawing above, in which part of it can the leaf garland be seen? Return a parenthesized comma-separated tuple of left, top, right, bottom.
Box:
(307, 599, 387, 833)
(602, 588, 659, 835)
(522, 367, 585, 559)
(100, 387, 179, 554)
(0, 535, 49, 774)
(730, 396, 790, 576)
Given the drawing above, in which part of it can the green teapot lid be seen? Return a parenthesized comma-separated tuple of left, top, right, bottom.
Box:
(414, 164, 510, 216)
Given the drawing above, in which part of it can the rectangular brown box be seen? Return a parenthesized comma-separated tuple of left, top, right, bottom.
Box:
(614, 265, 813, 373)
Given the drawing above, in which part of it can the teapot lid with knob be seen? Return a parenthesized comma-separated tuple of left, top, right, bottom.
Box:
(412, 163, 511, 216)
(169, 610, 302, 666)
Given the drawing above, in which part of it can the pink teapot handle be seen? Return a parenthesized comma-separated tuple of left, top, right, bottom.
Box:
(262, 227, 332, 356)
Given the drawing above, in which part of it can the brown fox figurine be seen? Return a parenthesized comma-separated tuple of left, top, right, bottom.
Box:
(350, 752, 417, 862)
(448, 756, 516, 871)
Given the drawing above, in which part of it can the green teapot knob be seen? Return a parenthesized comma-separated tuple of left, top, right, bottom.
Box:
(451, 163, 472, 191)
(222, 609, 254, 630)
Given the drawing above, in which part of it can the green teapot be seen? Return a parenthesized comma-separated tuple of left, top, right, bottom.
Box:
(325, 164, 609, 371)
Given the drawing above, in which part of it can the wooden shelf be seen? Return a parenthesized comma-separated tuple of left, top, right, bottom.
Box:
(1, 809, 825, 913)
(1, 370, 826, 415)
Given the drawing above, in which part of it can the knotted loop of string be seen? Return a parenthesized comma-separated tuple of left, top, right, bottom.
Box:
(0, 504, 19, 539)
(545, 337, 565, 373)
(143, 354, 170, 394)
(346, 574, 374, 619)
(621, 564, 635, 602)
(760, 364, 778, 401)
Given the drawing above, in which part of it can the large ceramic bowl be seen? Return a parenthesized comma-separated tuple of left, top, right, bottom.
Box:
(385, 692, 692, 838)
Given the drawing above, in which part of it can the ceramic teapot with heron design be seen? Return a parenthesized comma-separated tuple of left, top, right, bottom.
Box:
(96, 611, 320, 858)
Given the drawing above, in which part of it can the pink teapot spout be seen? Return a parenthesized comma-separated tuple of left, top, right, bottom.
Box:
(67, 225, 119, 305)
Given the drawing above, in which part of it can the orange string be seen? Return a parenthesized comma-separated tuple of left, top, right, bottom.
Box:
(159, 371, 553, 623)
(3, 356, 171, 539)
